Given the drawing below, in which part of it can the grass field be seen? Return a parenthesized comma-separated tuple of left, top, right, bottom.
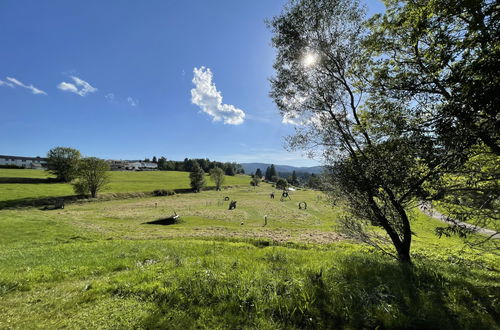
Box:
(0, 169, 250, 208)
(0, 171, 498, 328)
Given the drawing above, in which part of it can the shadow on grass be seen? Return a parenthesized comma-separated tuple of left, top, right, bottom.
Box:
(0, 177, 60, 184)
(144, 216, 182, 226)
(0, 186, 224, 209)
(103, 253, 498, 329)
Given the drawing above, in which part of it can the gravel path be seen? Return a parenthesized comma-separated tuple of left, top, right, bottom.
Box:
(420, 204, 499, 240)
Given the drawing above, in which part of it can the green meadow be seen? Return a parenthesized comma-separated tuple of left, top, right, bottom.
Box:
(0, 169, 249, 208)
(0, 169, 498, 329)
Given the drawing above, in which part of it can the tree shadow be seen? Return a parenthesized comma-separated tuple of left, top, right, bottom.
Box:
(124, 254, 498, 329)
(0, 177, 60, 184)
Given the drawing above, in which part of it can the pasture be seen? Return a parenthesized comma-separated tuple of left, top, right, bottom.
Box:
(0, 169, 249, 208)
(0, 170, 498, 329)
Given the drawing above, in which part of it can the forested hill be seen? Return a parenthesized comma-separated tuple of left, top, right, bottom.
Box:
(241, 163, 323, 175)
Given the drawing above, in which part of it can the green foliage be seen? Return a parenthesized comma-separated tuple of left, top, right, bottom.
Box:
(46, 147, 81, 182)
(189, 162, 206, 192)
(250, 175, 261, 187)
(153, 189, 175, 196)
(290, 170, 298, 186)
(275, 178, 288, 190)
(264, 165, 279, 182)
(268, 0, 421, 263)
(307, 174, 321, 189)
(72, 157, 110, 198)
(209, 167, 225, 191)
(366, 0, 500, 156)
(255, 168, 262, 178)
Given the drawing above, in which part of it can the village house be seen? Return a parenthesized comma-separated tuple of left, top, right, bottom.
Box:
(106, 160, 158, 171)
(0, 155, 48, 169)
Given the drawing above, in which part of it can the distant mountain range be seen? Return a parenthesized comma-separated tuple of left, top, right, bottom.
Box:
(241, 163, 323, 175)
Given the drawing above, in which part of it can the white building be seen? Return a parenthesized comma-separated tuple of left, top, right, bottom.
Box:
(125, 161, 158, 171)
(0, 155, 47, 169)
(106, 159, 158, 171)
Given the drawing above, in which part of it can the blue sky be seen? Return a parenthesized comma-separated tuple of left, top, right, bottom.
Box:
(0, 0, 384, 167)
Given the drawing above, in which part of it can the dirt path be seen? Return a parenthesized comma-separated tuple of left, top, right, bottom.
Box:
(420, 204, 499, 240)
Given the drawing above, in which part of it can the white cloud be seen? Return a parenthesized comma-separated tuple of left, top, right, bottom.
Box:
(57, 76, 97, 96)
(127, 96, 138, 107)
(105, 93, 115, 102)
(0, 79, 15, 88)
(190, 66, 245, 125)
(58, 82, 78, 93)
(4, 77, 47, 95)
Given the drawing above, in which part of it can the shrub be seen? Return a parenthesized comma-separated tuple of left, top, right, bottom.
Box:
(153, 189, 175, 196)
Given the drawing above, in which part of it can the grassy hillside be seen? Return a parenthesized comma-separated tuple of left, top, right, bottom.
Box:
(0, 185, 498, 328)
(0, 169, 250, 207)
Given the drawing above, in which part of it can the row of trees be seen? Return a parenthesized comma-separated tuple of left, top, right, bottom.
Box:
(253, 165, 316, 188)
(269, 0, 499, 264)
(46, 147, 109, 198)
(155, 157, 244, 176)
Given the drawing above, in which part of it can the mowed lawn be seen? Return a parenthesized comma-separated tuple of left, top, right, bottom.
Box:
(0, 169, 250, 206)
(0, 183, 498, 329)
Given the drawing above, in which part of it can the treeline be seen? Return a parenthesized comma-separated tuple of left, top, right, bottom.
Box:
(151, 157, 244, 176)
(251, 164, 322, 189)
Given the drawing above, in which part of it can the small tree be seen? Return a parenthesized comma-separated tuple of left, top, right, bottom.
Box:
(255, 168, 263, 178)
(190, 161, 206, 192)
(251, 175, 261, 187)
(152, 156, 157, 163)
(209, 167, 225, 191)
(46, 147, 81, 182)
(276, 178, 288, 190)
(72, 157, 110, 198)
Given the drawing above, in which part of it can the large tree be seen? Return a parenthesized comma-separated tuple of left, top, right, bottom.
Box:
(46, 147, 81, 182)
(72, 157, 110, 198)
(365, 0, 500, 245)
(189, 161, 206, 192)
(365, 0, 500, 156)
(209, 167, 225, 191)
(268, 0, 456, 264)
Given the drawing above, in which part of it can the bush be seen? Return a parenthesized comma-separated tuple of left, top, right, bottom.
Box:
(0, 165, 25, 169)
(73, 180, 89, 196)
(153, 189, 175, 196)
(276, 178, 288, 190)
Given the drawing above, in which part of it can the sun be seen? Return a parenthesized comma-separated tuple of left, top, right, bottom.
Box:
(302, 52, 318, 67)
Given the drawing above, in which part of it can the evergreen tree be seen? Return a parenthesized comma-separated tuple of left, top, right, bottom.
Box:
(265, 166, 272, 181)
(157, 157, 167, 170)
(225, 165, 235, 176)
(189, 161, 205, 192)
(152, 156, 157, 163)
(291, 170, 298, 186)
(255, 168, 263, 178)
(269, 164, 278, 182)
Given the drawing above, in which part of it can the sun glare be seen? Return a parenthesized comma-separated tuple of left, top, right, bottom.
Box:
(302, 52, 318, 67)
